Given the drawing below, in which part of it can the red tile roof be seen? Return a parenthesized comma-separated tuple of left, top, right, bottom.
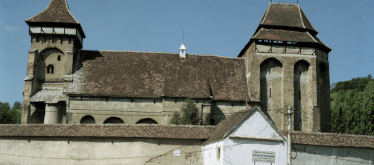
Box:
(252, 28, 318, 43)
(26, 0, 79, 24)
(256, 3, 317, 35)
(282, 131, 374, 149)
(68, 51, 250, 101)
(0, 124, 216, 139)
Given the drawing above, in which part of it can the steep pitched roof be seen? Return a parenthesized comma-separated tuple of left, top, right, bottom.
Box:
(203, 108, 255, 144)
(25, 0, 79, 24)
(252, 28, 318, 43)
(256, 3, 317, 35)
(67, 50, 250, 101)
(0, 124, 216, 139)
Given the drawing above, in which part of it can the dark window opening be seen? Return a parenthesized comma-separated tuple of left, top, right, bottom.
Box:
(58, 55, 61, 61)
(136, 118, 158, 124)
(210, 119, 215, 125)
(47, 65, 54, 74)
(270, 88, 272, 98)
(103, 117, 124, 124)
(154, 100, 156, 104)
(231, 103, 233, 107)
(209, 84, 213, 97)
(80, 115, 95, 124)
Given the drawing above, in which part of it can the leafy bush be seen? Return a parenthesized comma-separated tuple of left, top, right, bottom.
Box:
(169, 98, 201, 125)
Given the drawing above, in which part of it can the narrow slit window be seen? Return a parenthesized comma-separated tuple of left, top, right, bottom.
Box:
(58, 55, 60, 61)
(41, 56, 43, 61)
(270, 88, 272, 98)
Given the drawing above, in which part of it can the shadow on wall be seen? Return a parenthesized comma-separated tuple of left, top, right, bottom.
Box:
(260, 58, 283, 118)
(294, 60, 310, 131)
(211, 103, 225, 126)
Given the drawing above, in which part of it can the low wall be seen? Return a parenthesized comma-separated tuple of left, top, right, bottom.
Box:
(0, 137, 203, 165)
(292, 144, 374, 165)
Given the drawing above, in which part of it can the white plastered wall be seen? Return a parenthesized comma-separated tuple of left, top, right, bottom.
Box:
(203, 110, 288, 165)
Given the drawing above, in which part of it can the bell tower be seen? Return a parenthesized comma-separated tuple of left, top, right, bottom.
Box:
(239, 3, 331, 132)
(22, 0, 85, 124)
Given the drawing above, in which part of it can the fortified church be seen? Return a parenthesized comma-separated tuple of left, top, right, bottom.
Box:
(22, 0, 331, 132)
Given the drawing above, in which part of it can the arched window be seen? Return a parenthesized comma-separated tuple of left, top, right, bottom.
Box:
(103, 117, 124, 124)
(136, 118, 158, 124)
(80, 115, 95, 124)
(47, 65, 54, 74)
(57, 55, 61, 61)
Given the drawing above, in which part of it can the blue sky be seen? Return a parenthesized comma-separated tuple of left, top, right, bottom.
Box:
(0, 0, 373, 106)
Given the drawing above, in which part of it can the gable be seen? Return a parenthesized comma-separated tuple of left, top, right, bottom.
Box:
(230, 110, 284, 140)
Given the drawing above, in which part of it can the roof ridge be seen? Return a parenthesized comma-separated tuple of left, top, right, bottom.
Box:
(81, 50, 242, 59)
(297, 4, 306, 29)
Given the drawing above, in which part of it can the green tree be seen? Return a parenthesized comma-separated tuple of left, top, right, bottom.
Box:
(12, 101, 22, 110)
(360, 81, 374, 135)
(0, 102, 20, 124)
(169, 98, 201, 125)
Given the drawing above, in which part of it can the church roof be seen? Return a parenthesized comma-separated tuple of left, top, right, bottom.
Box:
(67, 50, 250, 101)
(255, 3, 318, 35)
(26, 0, 79, 24)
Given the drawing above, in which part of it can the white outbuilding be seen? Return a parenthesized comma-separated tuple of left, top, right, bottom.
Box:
(202, 107, 288, 165)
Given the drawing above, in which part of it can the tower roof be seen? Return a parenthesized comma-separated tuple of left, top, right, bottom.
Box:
(179, 42, 186, 50)
(243, 3, 331, 54)
(255, 3, 318, 35)
(25, 0, 85, 38)
(26, 0, 79, 24)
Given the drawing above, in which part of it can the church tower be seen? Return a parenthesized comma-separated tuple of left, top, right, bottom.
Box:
(239, 3, 331, 132)
(22, 0, 85, 124)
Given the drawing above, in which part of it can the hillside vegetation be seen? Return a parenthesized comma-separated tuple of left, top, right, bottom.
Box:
(330, 75, 374, 135)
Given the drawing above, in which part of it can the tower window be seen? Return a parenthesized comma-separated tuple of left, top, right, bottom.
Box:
(58, 55, 61, 61)
(270, 88, 272, 98)
(47, 65, 54, 74)
(41, 56, 43, 61)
